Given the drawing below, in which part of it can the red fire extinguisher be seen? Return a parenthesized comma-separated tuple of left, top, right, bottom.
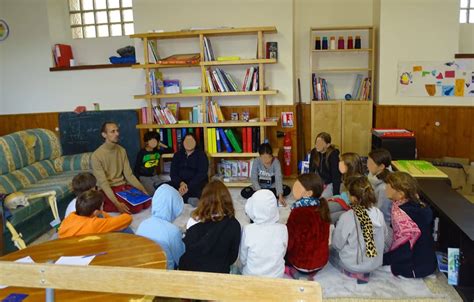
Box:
(283, 132, 292, 176)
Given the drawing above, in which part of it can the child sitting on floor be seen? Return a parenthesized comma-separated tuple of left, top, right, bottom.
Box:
(240, 189, 288, 278)
(134, 131, 173, 195)
(330, 176, 389, 284)
(64, 172, 97, 218)
(136, 184, 185, 270)
(58, 189, 132, 238)
(383, 172, 437, 278)
(285, 173, 330, 280)
(241, 143, 291, 206)
(328, 152, 364, 223)
(367, 148, 393, 225)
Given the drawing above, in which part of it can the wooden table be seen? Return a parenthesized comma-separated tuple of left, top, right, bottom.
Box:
(0, 233, 167, 301)
(392, 160, 448, 178)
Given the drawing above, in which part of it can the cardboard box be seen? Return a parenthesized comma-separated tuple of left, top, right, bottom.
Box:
(428, 157, 469, 192)
(462, 164, 474, 196)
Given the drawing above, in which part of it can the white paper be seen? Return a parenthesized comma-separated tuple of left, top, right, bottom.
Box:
(55, 255, 95, 266)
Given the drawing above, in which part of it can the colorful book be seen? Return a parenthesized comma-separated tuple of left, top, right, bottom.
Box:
(116, 187, 151, 206)
(158, 53, 200, 65)
(219, 128, 233, 153)
(225, 129, 242, 153)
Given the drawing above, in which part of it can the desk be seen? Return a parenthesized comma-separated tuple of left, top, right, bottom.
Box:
(0, 233, 167, 301)
(392, 160, 448, 178)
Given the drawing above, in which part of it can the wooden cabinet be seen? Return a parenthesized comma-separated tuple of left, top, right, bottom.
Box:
(310, 26, 374, 155)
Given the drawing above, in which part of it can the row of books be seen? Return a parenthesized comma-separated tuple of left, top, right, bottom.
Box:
(141, 106, 177, 125)
(312, 74, 331, 100)
(158, 128, 204, 153)
(203, 37, 216, 61)
(149, 70, 163, 94)
(242, 67, 259, 91)
(351, 74, 371, 100)
(204, 68, 239, 92)
(216, 160, 253, 180)
(207, 127, 260, 154)
(189, 104, 204, 124)
(148, 40, 160, 62)
(206, 100, 225, 123)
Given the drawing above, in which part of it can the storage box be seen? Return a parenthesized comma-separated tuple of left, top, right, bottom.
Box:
(372, 129, 416, 160)
(430, 157, 474, 195)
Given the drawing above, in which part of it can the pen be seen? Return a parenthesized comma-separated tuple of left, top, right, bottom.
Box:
(82, 251, 107, 258)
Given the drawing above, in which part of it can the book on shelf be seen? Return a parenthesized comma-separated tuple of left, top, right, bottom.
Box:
(116, 187, 151, 206)
(147, 40, 160, 63)
(149, 70, 164, 94)
(165, 102, 179, 120)
(203, 37, 215, 61)
(216, 159, 251, 181)
(163, 79, 180, 94)
(190, 104, 203, 123)
(159, 128, 204, 153)
(218, 128, 233, 153)
(312, 73, 331, 100)
(158, 53, 200, 65)
(224, 129, 242, 153)
(242, 67, 259, 91)
(217, 56, 240, 61)
(266, 42, 278, 59)
(182, 86, 201, 94)
(350, 74, 371, 100)
(206, 99, 225, 123)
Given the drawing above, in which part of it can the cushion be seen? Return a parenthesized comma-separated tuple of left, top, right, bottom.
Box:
(0, 160, 57, 194)
(54, 153, 92, 172)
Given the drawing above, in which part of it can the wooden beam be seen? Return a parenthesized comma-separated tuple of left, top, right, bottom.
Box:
(0, 261, 322, 302)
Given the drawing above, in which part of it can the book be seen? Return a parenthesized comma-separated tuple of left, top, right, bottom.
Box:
(225, 129, 242, 153)
(216, 128, 222, 152)
(158, 53, 200, 65)
(172, 129, 178, 152)
(219, 128, 233, 153)
(242, 127, 248, 153)
(217, 56, 240, 61)
(266, 42, 278, 59)
(246, 127, 252, 153)
(163, 80, 180, 94)
(166, 102, 180, 120)
(116, 187, 151, 206)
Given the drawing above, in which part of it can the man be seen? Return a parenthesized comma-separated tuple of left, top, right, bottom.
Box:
(91, 122, 150, 214)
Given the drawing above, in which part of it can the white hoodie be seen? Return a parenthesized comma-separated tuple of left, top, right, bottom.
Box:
(240, 189, 288, 278)
(332, 206, 388, 273)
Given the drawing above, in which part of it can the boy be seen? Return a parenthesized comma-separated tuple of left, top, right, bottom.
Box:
(58, 189, 132, 239)
(134, 131, 173, 195)
(64, 172, 97, 218)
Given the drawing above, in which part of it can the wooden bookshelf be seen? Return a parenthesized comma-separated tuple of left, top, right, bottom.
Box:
(132, 26, 278, 187)
(310, 26, 375, 155)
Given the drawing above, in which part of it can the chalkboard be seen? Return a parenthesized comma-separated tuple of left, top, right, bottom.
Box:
(59, 110, 140, 168)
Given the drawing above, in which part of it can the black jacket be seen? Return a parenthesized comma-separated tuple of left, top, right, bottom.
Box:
(170, 149, 209, 190)
(309, 148, 341, 195)
(383, 200, 437, 278)
(179, 216, 241, 273)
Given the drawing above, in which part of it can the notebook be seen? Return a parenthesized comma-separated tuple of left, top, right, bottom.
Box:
(116, 188, 151, 206)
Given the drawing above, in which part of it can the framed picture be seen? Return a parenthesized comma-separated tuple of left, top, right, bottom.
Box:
(281, 112, 294, 128)
(0, 20, 10, 42)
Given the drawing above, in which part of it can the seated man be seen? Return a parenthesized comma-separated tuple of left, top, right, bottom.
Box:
(92, 121, 150, 214)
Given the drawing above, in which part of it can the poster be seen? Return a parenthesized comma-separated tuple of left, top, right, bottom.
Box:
(397, 60, 474, 97)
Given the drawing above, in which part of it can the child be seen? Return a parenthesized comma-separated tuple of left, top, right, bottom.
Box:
(285, 173, 330, 280)
(58, 189, 132, 238)
(179, 180, 241, 273)
(383, 172, 437, 278)
(64, 172, 97, 218)
(136, 184, 185, 270)
(241, 143, 291, 206)
(330, 176, 388, 284)
(240, 189, 288, 278)
(309, 132, 341, 199)
(329, 152, 364, 223)
(134, 131, 172, 195)
(170, 133, 209, 206)
(367, 148, 393, 225)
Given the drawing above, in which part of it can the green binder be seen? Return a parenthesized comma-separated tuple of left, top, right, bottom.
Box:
(224, 129, 242, 153)
(167, 128, 173, 148)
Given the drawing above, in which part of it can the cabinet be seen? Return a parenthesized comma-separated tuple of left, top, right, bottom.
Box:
(310, 26, 374, 155)
(131, 26, 278, 186)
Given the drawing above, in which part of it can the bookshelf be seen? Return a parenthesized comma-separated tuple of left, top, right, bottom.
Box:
(131, 26, 278, 187)
(310, 26, 374, 155)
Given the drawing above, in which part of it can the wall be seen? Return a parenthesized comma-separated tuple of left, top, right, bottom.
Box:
(294, 0, 373, 103)
(459, 24, 474, 53)
(377, 0, 473, 106)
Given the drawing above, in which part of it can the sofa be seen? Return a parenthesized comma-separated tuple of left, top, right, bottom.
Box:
(0, 128, 91, 253)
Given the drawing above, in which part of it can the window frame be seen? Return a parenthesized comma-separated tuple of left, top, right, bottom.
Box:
(68, 0, 134, 39)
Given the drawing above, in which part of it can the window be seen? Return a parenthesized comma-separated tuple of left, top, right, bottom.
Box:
(460, 0, 474, 23)
(68, 0, 134, 39)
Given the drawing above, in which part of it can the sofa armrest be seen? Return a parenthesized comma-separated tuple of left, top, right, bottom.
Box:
(54, 153, 92, 173)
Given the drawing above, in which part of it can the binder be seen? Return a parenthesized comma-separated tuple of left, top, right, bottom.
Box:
(54, 44, 74, 67)
(242, 128, 248, 153)
(216, 128, 222, 152)
(167, 129, 173, 149)
(219, 128, 233, 153)
(225, 129, 242, 153)
(246, 127, 252, 153)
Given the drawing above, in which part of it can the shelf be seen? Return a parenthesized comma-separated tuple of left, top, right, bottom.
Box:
(201, 59, 277, 66)
(134, 90, 278, 99)
(130, 26, 277, 40)
(49, 63, 133, 72)
(222, 181, 252, 187)
(132, 63, 200, 69)
(209, 152, 258, 158)
(312, 49, 372, 53)
(136, 121, 278, 129)
(161, 153, 174, 159)
(313, 68, 372, 72)
(311, 26, 373, 31)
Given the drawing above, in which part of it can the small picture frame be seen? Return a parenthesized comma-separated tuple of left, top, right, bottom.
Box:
(231, 112, 239, 121)
(242, 111, 249, 122)
(281, 112, 294, 128)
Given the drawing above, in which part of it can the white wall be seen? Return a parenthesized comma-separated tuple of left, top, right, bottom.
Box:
(459, 24, 474, 53)
(295, 0, 373, 102)
(377, 0, 473, 106)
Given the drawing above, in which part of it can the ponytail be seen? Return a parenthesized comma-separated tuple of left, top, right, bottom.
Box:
(347, 176, 377, 209)
(318, 197, 331, 223)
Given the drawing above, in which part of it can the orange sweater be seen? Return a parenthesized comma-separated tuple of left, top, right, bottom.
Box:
(58, 211, 132, 239)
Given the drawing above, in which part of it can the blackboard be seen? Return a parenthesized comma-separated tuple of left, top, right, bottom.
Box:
(59, 110, 140, 168)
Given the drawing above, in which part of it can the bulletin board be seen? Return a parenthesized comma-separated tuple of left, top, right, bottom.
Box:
(397, 60, 474, 97)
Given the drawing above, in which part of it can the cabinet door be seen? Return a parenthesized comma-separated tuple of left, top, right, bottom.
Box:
(342, 101, 373, 155)
(311, 101, 342, 149)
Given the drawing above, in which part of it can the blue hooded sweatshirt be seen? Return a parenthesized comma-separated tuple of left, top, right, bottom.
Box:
(136, 184, 185, 269)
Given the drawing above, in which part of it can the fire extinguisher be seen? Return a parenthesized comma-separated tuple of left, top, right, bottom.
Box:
(283, 132, 292, 176)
